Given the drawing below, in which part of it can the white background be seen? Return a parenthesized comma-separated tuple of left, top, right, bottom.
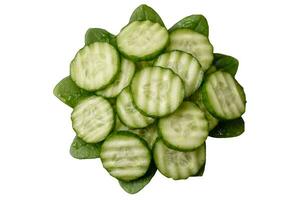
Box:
(1, 0, 300, 199)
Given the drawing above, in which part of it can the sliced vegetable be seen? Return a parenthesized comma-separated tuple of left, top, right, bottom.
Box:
(167, 29, 213, 71)
(96, 58, 135, 98)
(70, 42, 120, 91)
(117, 20, 169, 61)
(100, 131, 151, 181)
(158, 102, 208, 151)
(201, 71, 246, 120)
(131, 66, 184, 117)
(116, 87, 155, 129)
(154, 50, 204, 97)
(71, 96, 114, 143)
(153, 139, 206, 180)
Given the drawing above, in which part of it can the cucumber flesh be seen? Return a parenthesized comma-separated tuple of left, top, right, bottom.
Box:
(158, 102, 208, 151)
(117, 20, 169, 61)
(71, 96, 114, 143)
(116, 87, 155, 129)
(153, 139, 206, 180)
(131, 66, 185, 117)
(70, 42, 120, 91)
(202, 71, 246, 120)
(154, 50, 204, 97)
(96, 58, 135, 98)
(100, 131, 151, 181)
(167, 29, 213, 71)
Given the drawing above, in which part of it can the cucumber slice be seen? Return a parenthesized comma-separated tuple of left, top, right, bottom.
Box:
(96, 58, 135, 98)
(132, 123, 158, 149)
(154, 50, 204, 97)
(153, 139, 206, 180)
(116, 87, 155, 129)
(131, 66, 185, 117)
(117, 20, 169, 61)
(167, 29, 213, 71)
(100, 131, 151, 181)
(70, 42, 120, 91)
(71, 96, 114, 143)
(136, 60, 154, 70)
(53, 76, 92, 108)
(209, 117, 245, 138)
(69, 136, 102, 159)
(114, 115, 130, 131)
(188, 89, 219, 131)
(158, 101, 208, 151)
(201, 71, 246, 120)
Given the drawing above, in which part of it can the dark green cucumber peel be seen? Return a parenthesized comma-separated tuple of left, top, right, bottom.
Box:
(85, 28, 116, 47)
(207, 53, 239, 76)
(70, 136, 102, 159)
(129, 4, 165, 27)
(169, 15, 209, 36)
(53, 76, 93, 108)
(118, 160, 157, 194)
(209, 117, 245, 138)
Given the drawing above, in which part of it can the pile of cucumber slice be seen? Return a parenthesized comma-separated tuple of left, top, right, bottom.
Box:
(54, 4, 247, 194)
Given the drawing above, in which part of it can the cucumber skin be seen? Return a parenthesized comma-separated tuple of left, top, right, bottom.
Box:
(201, 72, 246, 120)
(70, 42, 121, 92)
(209, 117, 245, 138)
(117, 22, 170, 62)
(71, 96, 116, 143)
(130, 66, 185, 118)
(53, 76, 93, 108)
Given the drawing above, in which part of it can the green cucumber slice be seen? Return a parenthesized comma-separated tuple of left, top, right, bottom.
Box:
(158, 101, 208, 151)
(70, 42, 120, 91)
(96, 58, 135, 98)
(131, 66, 184, 117)
(167, 29, 213, 71)
(100, 131, 151, 181)
(153, 139, 206, 180)
(201, 71, 246, 120)
(71, 96, 114, 143)
(154, 50, 204, 97)
(116, 87, 155, 129)
(117, 20, 169, 61)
